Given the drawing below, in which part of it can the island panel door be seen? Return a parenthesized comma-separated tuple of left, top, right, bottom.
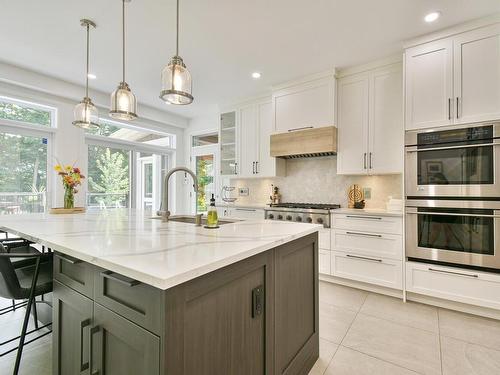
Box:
(53, 280, 93, 375)
(91, 303, 160, 375)
(165, 251, 274, 375)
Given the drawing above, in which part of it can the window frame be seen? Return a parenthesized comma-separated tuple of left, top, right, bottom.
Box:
(0, 95, 57, 129)
(85, 118, 174, 210)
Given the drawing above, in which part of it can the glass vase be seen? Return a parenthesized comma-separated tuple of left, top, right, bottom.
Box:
(64, 187, 75, 209)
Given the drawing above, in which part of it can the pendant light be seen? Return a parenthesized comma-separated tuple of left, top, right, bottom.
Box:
(110, 0, 138, 120)
(73, 19, 99, 129)
(159, 0, 193, 105)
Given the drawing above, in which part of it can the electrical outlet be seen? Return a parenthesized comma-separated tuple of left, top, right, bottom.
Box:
(363, 187, 372, 199)
(239, 187, 249, 196)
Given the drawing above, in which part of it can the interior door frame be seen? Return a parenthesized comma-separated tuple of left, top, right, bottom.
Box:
(190, 143, 219, 214)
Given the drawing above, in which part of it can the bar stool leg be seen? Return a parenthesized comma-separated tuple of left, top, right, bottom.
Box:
(13, 257, 41, 375)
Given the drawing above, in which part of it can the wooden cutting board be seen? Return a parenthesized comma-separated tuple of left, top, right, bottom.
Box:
(49, 207, 86, 214)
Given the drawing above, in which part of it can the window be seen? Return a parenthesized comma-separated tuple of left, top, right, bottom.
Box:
(86, 119, 173, 211)
(86, 119, 173, 148)
(0, 96, 55, 127)
(87, 145, 131, 209)
(192, 133, 218, 147)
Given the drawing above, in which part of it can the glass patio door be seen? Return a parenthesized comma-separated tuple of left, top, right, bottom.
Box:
(191, 145, 218, 214)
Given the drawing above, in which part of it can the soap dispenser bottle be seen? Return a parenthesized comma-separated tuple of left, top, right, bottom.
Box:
(207, 194, 218, 228)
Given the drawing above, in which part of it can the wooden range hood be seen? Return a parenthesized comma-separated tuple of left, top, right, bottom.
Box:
(270, 126, 337, 159)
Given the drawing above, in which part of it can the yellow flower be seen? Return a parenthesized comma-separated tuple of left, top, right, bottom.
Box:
(65, 165, 72, 172)
(54, 165, 62, 172)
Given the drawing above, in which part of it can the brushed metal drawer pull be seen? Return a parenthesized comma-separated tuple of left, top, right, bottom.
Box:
(80, 318, 91, 371)
(346, 254, 382, 262)
(428, 268, 478, 278)
(100, 271, 140, 287)
(235, 208, 257, 212)
(346, 215, 382, 220)
(346, 231, 382, 238)
(57, 253, 81, 264)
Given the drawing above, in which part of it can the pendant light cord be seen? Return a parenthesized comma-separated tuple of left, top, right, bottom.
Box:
(176, 0, 179, 56)
(85, 23, 90, 98)
(122, 0, 126, 83)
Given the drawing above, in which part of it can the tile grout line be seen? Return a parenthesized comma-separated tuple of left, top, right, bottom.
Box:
(341, 345, 425, 375)
(437, 309, 444, 375)
(338, 290, 369, 345)
(319, 342, 341, 375)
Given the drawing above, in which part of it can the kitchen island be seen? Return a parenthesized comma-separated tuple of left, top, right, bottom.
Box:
(0, 209, 320, 375)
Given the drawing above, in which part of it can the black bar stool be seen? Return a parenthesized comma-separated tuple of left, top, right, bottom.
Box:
(0, 241, 53, 375)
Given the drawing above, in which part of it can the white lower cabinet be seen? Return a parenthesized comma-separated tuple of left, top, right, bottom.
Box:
(406, 262, 500, 310)
(332, 229, 402, 260)
(332, 252, 403, 290)
(319, 250, 331, 275)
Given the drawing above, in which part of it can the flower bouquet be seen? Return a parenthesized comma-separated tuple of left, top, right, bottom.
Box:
(55, 164, 85, 209)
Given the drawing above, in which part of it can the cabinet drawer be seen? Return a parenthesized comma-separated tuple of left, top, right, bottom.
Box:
(332, 230, 402, 260)
(54, 252, 94, 298)
(406, 262, 500, 310)
(332, 251, 402, 290)
(332, 214, 402, 235)
(319, 250, 331, 275)
(318, 228, 331, 250)
(94, 268, 162, 334)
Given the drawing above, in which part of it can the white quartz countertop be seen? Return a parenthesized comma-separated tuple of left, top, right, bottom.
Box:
(331, 208, 403, 217)
(0, 209, 319, 290)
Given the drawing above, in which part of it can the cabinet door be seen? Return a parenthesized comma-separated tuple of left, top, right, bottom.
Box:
(239, 105, 259, 177)
(337, 74, 369, 175)
(165, 251, 273, 375)
(53, 280, 93, 375)
(257, 101, 279, 177)
(454, 24, 500, 124)
(368, 64, 403, 174)
(405, 39, 453, 130)
(273, 76, 335, 132)
(220, 111, 238, 175)
(91, 304, 160, 375)
(275, 233, 319, 375)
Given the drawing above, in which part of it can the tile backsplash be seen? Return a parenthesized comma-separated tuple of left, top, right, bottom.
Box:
(227, 156, 403, 209)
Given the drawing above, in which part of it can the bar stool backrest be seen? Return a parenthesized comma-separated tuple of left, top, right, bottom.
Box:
(0, 243, 22, 299)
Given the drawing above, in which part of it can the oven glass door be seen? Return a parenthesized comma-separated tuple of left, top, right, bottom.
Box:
(417, 146, 493, 185)
(417, 208, 494, 255)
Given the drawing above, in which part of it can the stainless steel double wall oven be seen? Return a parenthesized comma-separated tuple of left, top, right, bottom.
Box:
(405, 122, 500, 271)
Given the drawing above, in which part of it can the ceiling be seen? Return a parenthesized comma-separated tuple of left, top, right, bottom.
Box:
(0, 0, 499, 120)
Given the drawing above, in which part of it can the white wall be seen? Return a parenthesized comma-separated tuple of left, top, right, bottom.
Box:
(0, 63, 188, 212)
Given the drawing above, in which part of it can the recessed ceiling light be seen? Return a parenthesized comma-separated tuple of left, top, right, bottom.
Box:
(252, 72, 261, 79)
(424, 11, 441, 23)
(87, 73, 97, 80)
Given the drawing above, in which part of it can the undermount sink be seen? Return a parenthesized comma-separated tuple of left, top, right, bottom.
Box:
(151, 215, 235, 226)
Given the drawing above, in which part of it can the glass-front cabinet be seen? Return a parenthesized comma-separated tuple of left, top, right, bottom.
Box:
(220, 111, 238, 175)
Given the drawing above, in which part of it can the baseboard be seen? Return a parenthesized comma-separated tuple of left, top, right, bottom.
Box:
(319, 274, 403, 299)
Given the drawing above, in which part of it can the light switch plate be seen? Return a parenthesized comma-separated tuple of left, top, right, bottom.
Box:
(363, 187, 371, 199)
(239, 187, 249, 196)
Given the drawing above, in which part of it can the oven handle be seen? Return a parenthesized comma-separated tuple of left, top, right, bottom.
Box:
(406, 142, 499, 153)
(407, 211, 500, 218)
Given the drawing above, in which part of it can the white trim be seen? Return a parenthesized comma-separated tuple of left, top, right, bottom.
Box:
(271, 69, 337, 92)
(0, 94, 57, 128)
(403, 12, 500, 48)
(336, 54, 403, 78)
(99, 117, 175, 138)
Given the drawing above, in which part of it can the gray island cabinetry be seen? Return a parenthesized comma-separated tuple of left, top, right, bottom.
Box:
(52, 233, 318, 375)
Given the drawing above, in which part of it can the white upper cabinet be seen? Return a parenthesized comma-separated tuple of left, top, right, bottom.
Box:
(369, 64, 403, 174)
(239, 105, 259, 177)
(337, 74, 369, 175)
(257, 101, 283, 177)
(405, 39, 453, 130)
(405, 22, 500, 130)
(454, 24, 500, 124)
(272, 74, 336, 133)
(337, 62, 403, 175)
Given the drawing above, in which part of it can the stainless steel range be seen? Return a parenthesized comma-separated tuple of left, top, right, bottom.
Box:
(264, 203, 341, 228)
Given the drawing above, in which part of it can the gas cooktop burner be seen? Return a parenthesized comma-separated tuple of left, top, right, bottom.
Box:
(269, 203, 341, 210)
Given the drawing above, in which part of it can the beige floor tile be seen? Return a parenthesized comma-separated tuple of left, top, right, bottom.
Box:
(439, 308, 500, 350)
(308, 338, 339, 375)
(319, 281, 368, 312)
(441, 336, 500, 375)
(342, 314, 441, 375)
(360, 293, 439, 333)
(325, 346, 420, 375)
(319, 301, 357, 344)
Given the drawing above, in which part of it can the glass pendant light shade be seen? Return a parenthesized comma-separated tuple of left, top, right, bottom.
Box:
(110, 82, 137, 120)
(160, 56, 193, 105)
(72, 97, 99, 129)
